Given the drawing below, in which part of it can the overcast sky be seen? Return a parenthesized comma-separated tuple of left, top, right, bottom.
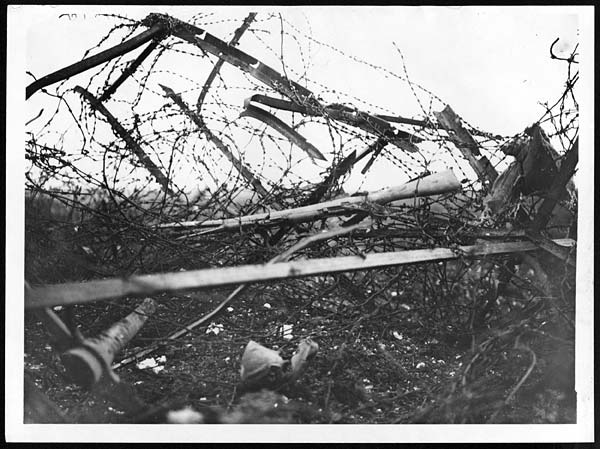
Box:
(17, 5, 584, 194)
(23, 5, 579, 133)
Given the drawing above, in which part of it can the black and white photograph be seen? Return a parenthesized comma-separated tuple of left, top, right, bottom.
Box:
(6, 4, 594, 443)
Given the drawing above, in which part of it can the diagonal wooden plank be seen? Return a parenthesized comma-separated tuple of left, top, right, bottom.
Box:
(75, 86, 175, 196)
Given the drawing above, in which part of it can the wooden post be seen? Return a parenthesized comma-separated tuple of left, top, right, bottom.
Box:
(60, 298, 157, 387)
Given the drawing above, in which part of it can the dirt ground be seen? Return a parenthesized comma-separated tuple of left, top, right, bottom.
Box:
(24, 265, 576, 425)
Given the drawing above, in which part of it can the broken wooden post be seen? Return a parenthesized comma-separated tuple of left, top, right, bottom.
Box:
(531, 136, 578, 231)
(75, 86, 175, 196)
(434, 105, 498, 187)
(60, 298, 157, 388)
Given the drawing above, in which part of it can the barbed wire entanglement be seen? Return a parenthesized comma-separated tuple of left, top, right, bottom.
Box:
(24, 11, 578, 424)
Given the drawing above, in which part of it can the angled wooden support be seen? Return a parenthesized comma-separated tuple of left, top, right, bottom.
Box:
(75, 86, 175, 196)
(434, 105, 498, 186)
(268, 138, 387, 245)
(313, 138, 388, 203)
(33, 308, 77, 351)
(26, 282, 77, 351)
(525, 230, 576, 267)
(99, 39, 160, 102)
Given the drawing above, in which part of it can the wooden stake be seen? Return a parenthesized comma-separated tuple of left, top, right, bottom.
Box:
(60, 298, 157, 387)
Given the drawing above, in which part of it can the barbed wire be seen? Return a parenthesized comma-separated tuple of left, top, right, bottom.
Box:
(24, 11, 578, 424)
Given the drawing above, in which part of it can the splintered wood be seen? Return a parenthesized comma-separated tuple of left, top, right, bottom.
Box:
(434, 105, 498, 186)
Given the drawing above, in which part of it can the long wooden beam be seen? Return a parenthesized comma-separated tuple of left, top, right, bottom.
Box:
(25, 238, 574, 309)
(159, 169, 461, 231)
